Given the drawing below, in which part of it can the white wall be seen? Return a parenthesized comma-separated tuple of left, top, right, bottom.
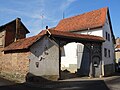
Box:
(73, 28, 103, 37)
(102, 15, 115, 65)
(61, 42, 78, 72)
(29, 36, 59, 76)
(73, 18, 114, 66)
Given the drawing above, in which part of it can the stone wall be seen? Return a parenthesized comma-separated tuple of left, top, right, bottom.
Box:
(0, 51, 30, 82)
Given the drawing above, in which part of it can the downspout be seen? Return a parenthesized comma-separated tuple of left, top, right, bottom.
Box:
(58, 40, 61, 80)
(100, 43, 103, 78)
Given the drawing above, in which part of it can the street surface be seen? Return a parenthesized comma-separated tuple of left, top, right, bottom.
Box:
(0, 74, 120, 90)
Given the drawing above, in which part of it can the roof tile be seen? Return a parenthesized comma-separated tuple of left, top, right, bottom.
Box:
(4, 30, 104, 52)
(55, 7, 107, 32)
(4, 30, 46, 51)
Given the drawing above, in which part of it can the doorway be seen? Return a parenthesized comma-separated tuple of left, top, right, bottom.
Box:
(92, 56, 101, 77)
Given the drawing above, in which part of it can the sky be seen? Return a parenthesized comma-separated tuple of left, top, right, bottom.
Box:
(0, 0, 120, 38)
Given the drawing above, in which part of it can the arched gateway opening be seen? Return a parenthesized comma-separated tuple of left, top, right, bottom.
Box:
(61, 42, 78, 79)
(59, 41, 102, 79)
(58, 38, 103, 79)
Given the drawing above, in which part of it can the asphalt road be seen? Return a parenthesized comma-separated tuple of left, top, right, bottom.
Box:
(105, 77, 120, 90)
(0, 76, 120, 90)
(0, 77, 15, 86)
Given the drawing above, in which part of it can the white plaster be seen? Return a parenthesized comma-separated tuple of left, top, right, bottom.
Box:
(29, 36, 59, 76)
(73, 28, 103, 37)
(102, 15, 115, 65)
(61, 42, 77, 67)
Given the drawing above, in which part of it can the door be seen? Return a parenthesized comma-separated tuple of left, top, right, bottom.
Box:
(92, 56, 100, 77)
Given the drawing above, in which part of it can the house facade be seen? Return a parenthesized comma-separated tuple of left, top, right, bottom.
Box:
(2, 28, 104, 81)
(0, 7, 115, 82)
(55, 7, 115, 77)
(0, 18, 30, 82)
(27, 30, 104, 80)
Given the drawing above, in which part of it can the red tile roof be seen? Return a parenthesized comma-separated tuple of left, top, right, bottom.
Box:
(115, 45, 120, 51)
(4, 30, 46, 51)
(4, 29, 104, 52)
(49, 29, 105, 42)
(116, 45, 120, 49)
(55, 7, 107, 32)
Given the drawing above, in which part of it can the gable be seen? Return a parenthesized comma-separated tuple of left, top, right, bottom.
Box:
(0, 18, 30, 34)
(103, 10, 115, 44)
(0, 18, 30, 47)
(107, 10, 115, 44)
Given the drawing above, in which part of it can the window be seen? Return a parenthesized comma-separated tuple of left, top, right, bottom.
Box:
(105, 32, 110, 41)
(35, 62, 39, 68)
(108, 50, 110, 57)
(106, 32, 108, 40)
(108, 33, 110, 41)
(104, 48, 107, 57)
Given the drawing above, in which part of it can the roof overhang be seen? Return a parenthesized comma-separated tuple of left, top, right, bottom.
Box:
(3, 29, 105, 52)
(48, 29, 105, 43)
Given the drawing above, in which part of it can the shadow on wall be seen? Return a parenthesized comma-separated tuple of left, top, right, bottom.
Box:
(77, 45, 91, 76)
(30, 36, 55, 58)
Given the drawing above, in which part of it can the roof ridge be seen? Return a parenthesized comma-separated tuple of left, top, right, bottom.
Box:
(0, 17, 30, 33)
(61, 7, 108, 21)
(0, 18, 20, 27)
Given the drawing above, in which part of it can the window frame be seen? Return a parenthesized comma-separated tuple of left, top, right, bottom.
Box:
(104, 48, 107, 57)
(108, 49, 110, 57)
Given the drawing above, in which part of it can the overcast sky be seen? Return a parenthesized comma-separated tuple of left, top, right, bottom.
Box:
(0, 0, 120, 38)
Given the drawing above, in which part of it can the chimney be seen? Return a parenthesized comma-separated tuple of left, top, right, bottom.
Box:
(46, 26, 48, 29)
(15, 18, 21, 41)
